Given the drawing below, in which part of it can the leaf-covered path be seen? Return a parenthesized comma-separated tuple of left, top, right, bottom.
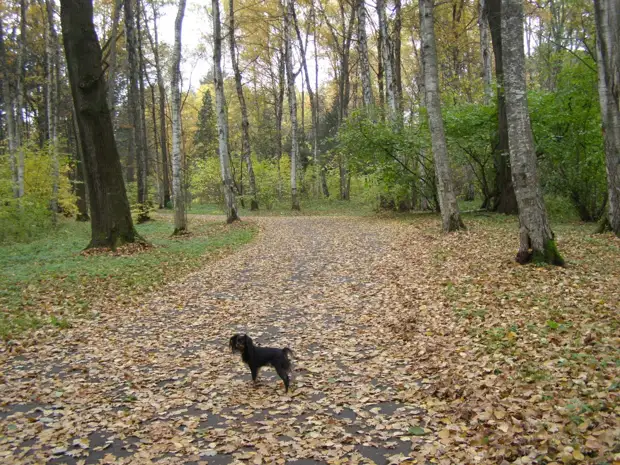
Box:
(1, 217, 432, 465)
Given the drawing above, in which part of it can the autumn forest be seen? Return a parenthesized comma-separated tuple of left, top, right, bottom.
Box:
(0, 0, 619, 463)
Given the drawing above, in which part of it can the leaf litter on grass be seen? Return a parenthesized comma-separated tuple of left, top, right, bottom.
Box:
(0, 215, 618, 464)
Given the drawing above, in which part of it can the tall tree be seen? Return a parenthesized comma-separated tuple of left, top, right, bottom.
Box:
(284, 0, 300, 210)
(356, 0, 374, 108)
(377, 0, 396, 120)
(501, 0, 564, 265)
(60, 0, 140, 248)
(229, 0, 258, 210)
(594, 0, 620, 236)
(393, 0, 403, 112)
(478, 0, 493, 105)
(46, 0, 60, 223)
(125, 0, 149, 222)
(419, 0, 465, 232)
(106, 0, 122, 111)
(0, 16, 18, 200)
(16, 0, 26, 200)
(146, 2, 171, 208)
(486, 0, 518, 213)
(171, 0, 187, 233)
(213, 0, 239, 222)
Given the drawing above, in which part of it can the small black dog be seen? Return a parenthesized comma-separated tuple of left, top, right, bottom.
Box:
(229, 334, 293, 392)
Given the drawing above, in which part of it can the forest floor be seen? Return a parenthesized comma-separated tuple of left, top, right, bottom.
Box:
(0, 214, 618, 465)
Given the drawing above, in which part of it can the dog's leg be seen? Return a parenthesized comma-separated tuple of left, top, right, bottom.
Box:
(250, 366, 259, 387)
(276, 367, 290, 392)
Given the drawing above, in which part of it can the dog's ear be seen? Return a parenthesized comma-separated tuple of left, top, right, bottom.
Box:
(229, 334, 239, 352)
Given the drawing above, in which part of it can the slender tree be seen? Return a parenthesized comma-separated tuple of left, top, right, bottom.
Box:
(594, 0, 620, 236)
(213, 0, 239, 222)
(125, 0, 149, 222)
(478, 0, 493, 105)
(106, 0, 122, 111)
(60, 0, 140, 248)
(357, 0, 374, 108)
(419, 0, 465, 232)
(0, 16, 18, 200)
(16, 0, 26, 200)
(284, 0, 300, 210)
(46, 0, 60, 223)
(229, 0, 258, 210)
(171, 0, 188, 233)
(377, 0, 396, 120)
(501, 0, 563, 264)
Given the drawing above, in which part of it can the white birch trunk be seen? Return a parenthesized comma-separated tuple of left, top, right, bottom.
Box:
(16, 0, 26, 200)
(46, 0, 59, 223)
(594, 0, 620, 236)
(357, 0, 373, 108)
(0, 17, 18, 199)
(171, 0, 187, 233)
(502, 0, 563, 264)
(479, 0, 493, 106)
(419, 0, 465, 232)
(377, 0, 396, 121)
(284, 0, 300, 210)
(213, 0, 239, 222)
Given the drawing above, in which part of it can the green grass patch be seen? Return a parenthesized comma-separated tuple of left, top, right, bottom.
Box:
(0, 216, 257, 340)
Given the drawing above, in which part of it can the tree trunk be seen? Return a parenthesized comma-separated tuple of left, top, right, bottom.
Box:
(419, 0, 465, 232)
(377, 0, 396, 121)
(0, 18, 19, 200)
(171, 0, 188, 233)
(60, 0, 139, 249)
(46, 0, 59, 223)
(229, 0, 258, 210)
(72, 104, 90, 221)
(149, 4, 171, 208)
(394, 0, 402, 113)
(357, 0, 373, 107)
(107, 0, 122, 111)
(213, 0, 239, 222)
(275, 44, 285, 201)
(502, 0, 564, 265)
(594, 0, 620, 236)
(487, 0, 518, 214)
(16, 0, 26, 200)
(284, 0, 300, 210)
(479, 0, 493, 105)
(125, 0, 149, 222)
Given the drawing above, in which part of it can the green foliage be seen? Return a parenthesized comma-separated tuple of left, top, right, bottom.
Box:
(0, 142, 77, 243)
(193, 88, 218, 160)
(529, 57, 606, 222)
(444, 103, 496, 206)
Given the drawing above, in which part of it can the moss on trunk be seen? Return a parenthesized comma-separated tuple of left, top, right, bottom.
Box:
(528, 239, 565, 267)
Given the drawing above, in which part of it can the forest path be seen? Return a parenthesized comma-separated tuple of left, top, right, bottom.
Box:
(1, 216, 429, 465)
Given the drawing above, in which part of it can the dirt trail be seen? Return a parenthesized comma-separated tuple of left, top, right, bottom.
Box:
(1, 216, 429, 465)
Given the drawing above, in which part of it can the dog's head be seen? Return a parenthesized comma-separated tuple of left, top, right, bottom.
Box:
(230, 334, 252, 353)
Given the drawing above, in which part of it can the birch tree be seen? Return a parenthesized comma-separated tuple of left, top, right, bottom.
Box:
(213, 0, 239, 222)
(594, 0, 620, 236)
(356, 0, 373, 108)
(501, 0, 564, 265)
(478, 0, 493, 105)
(0, 16, 18, 199)
(229, 0, 258, 210)
(16, 0, 26, 199)
(284, 0, 300, 210)
(377, 0, 396, 120)
(60, 0, 140, 249)
(171, 0, 187, 233)
(46, 0, 60, 223)
(419, 0, 465, 232)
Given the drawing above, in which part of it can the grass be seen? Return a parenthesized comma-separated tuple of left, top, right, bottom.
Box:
(0, 215, 257, 340)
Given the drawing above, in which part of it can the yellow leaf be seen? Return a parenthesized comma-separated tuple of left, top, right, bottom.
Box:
(438, 429, 450, 440)
(572, 450, 585, 461)
(494, 410, 506, 420)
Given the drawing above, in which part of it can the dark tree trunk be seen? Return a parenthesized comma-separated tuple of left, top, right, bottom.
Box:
(60, 0, 139, 249)
(486, 0, 518, 214)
